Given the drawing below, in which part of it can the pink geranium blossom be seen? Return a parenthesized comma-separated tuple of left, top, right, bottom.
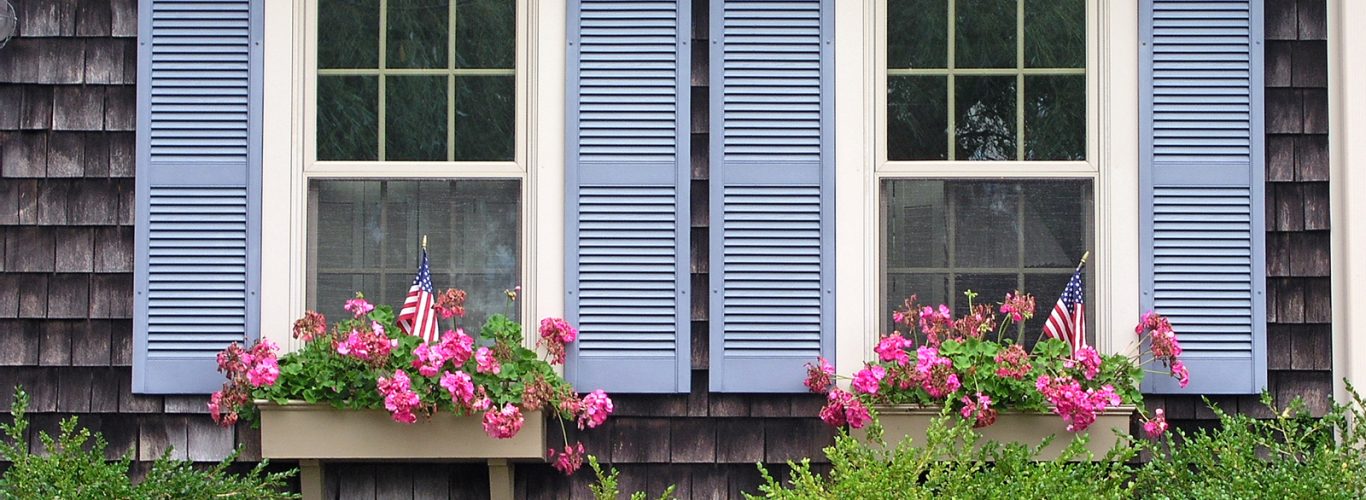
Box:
(1037, 375, 1121, 432)
(1143, 408, 1169, 438)
(1069, 346, 1103, 380)
(483, 404, 525, 439)
(994, 344, 1032, 380)
(344, 296, 374, 318)
(292, 311, 327, 341)
(874, 334, 913, 365)
(475, 347, 501, 374)
(412, 343, 447, 377)
(439, 370, 478, 409)
(999, 291, 1036, 322)
(916, 346, 960, 398)
(852, 365, 887, 395)
(578, 390, 614, 429)
(377, 370, 422, 424)
(819, 389, 871, 429)
(548, 442, 586, 475)
(803, 357, 835, 393)
(960, 392, 998, 428)
(439, 329, 475, 366)
(537, 317, 578, 365)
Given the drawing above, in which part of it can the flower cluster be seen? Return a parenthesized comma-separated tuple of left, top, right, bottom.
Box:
(537, 317, 578, 365)
(335, 323, 397, 363)
(819, 389, 872, 429)
(377, 370, 423, 424)
(805, 289, 1189, 434)
(412, 329, 475, 377)
(292, 311, 327, 341)
(1142, 408, 1169, 438)
(1036, 375, 1121, 432)
(578, 390, 614, 430)
(209, 339, 281, 427)
(434, 288, 468, 319)
(548, 442, 586, 475)
(482, 403, 525, 439)
(344, 295, 375, 317)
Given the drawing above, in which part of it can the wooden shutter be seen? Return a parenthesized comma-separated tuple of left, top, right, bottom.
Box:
(134, 0, 263, 394)
(709, 0, 833, 392)
(565, 0, 692, 392)
(1140, 0, 1266, 394)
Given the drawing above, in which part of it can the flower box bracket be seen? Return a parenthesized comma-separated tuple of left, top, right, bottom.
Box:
(257, 402, 546, 500)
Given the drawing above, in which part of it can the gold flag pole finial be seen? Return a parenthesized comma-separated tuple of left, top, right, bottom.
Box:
(421, 234, 428, 251)
(1077, 251, 1090, 271)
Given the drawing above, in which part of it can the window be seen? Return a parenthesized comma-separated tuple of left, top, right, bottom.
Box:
(878, 0, 1094, 342)
(304, 0, 524, 326)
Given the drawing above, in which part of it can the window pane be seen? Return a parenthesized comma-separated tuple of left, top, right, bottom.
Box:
(887, 0, 947, 69)
(1024, 75, 1086, 160)
(387, 0, 450, 69)
(308, 179, 522, 328)
(955, 0, 1016, 69)
(318, 0, 378, 69)
(888, 76, 948, 160)
(955, 76, 1016, 160)
(317, 76, 379, 161)
(386, 76, 449, 161)
(455, 76, 516, 161)
(881, 179, 1092, 338)
(456, 0, 517, 68)
(1024, 0, 1085, 68)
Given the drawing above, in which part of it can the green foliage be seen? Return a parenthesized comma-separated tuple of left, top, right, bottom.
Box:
(752, 385, 1366, 499)
(0, 388, 297, 499)
(587, 455, 676, 500)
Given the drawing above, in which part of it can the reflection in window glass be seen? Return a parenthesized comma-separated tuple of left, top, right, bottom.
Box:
(886, 0, 1086, 161)
(316, 0, 516, 162)
(881, 180, 1093, 345)
(308, 180, 521, 328)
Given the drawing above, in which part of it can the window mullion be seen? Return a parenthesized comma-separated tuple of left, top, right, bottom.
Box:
(448, 0, 457, 162)
(1015, 0, 1025, 161)
(946, 0, 956, 161)
(378, 0, 388, 161)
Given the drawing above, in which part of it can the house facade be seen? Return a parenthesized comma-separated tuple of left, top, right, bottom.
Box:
(2, 0, 1365, 497)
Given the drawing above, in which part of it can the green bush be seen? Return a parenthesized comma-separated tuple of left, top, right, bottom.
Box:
(0, 388, 298, 499)
(751, 388, 1366, 500)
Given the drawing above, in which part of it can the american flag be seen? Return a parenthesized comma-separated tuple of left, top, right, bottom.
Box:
(397, 249, 439, 343)
(1043, 264, 1087, 356)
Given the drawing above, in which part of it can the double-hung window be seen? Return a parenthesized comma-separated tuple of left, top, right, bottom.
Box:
(877, 0, 1096, 344)
(304, 0, 525, 326)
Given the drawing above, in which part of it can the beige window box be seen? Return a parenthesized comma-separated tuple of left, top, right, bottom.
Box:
(257, 401, 546, 500)
(856, 405, 1136, 461)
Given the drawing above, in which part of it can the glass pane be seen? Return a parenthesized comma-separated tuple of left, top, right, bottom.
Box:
(955, 76, 1016, 160)
(385, 76, 449, 161)
(887, 0, 947, 69)
(456, 0, 517, 69)
(318, 0, 379, 69)
(455, 76, 515, 161)
(387, 0, 450, 69)
(1024, 0, 1085, 68)
(888, 76, 948, 160)
(317, 76, 379, 161)
(883, 180, 948, 268)
(880, 179, 1093, 339)
(955, 0, 1016, 68)
(308, 179, 522, 328)
(1024, 75, 1086, 161)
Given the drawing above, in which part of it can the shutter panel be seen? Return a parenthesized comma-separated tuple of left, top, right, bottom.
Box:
(565, 0, 691, 393)
(709, 0, 833, 392)
(134, 0, 263, 394)
(1140, 0, 1266, 394)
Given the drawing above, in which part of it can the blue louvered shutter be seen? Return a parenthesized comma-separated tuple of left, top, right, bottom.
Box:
(1139, 0, 1266, 394)
(565, 0, 691, 393)
(133, 0, 263, 394)
(709, 0, 833, 392)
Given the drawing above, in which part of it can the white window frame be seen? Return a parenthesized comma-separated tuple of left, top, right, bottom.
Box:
(259, 0, 567, 350)
(834, 0, 1141, 377)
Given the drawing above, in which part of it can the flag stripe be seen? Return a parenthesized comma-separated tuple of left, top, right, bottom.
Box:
(397, 249, 439, 343)
(1043, 264, 1087, 357)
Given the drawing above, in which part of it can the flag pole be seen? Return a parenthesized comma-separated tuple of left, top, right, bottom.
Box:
(421, 234, 428, 251)
(1076, 251, 1089, 272)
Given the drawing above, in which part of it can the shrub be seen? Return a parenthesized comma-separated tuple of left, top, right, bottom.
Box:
(0, 388, 297, 499)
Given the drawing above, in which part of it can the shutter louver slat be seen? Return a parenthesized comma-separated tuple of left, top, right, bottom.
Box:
(567, 0, 691, 392)
(710, 0, 833, 392)
(1140, 0, 1265, 394)
(135, 0, 261, 394)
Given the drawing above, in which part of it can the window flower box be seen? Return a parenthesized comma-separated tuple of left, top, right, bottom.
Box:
(856, 405, 1136, 460)
(257, 401, 546, 460)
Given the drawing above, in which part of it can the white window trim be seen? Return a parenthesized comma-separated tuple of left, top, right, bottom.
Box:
(260, 0, 566, 350)
(835, 0, 1141, 377)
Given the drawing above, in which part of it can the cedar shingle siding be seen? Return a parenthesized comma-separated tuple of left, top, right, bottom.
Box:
(0, 0, 1334, 497)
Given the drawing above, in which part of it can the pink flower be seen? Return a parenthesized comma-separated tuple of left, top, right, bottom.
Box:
(578, 390, 614, 430)
(1143, 408, 1169, 438)
(548, 442, 587, 475)
(1073, 346, 1102, 380)
(915, 346, 960, 398)
(344, 296, 374, 318)
(377, 370, 422, 424)
(919, 305, 953, 343)
(1000, 291, 1036, 323)
(439, 329, 475, 366)
(874, 334, 912, 365)
(803, 357, 835, 393)
(292, 311, 327, 341)
(439, 370, 478, 409)
(819, 389, 871, 429)
(475, 347, 501, 374)
(1171, 359, 1190, 388)
(1036, 376, 1122, 432)
(246, 356, 279, 387)
(851, 365, 887, 395)
(435, 288, 469, 319)
(208, 391, 224, 423)
(959, 392, 998, 428)
(537, 318, 578, 365)
(483, 404, 525, 439)
(412, 343, 447, 377)
(994, 344, 1032, 380)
